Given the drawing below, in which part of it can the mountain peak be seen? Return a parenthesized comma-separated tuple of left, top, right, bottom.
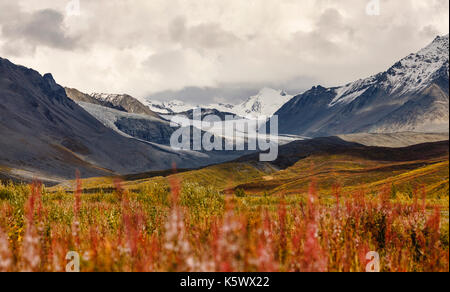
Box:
(433, 34, 449, 43)
(144, 88, 294, 118)
(233, 87, 294, 118)
(418, 34, 449, 57)
(89, 92, 160, 118)
(383, 34, 449, 95)
(43, 73, 57, 89)
(257, 87, 289, 98)
(42, 73, 69, 102)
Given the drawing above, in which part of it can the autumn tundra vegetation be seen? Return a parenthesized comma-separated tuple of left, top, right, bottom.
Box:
(0, 163, 448, 272)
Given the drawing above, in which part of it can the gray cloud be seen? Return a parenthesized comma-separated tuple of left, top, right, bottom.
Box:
(0, 0, 448, 104)
(148, 86, 260, 105)
(169, 16, 241, 50)
(147, 75, 318, 105)
(0, 4, 80, 55)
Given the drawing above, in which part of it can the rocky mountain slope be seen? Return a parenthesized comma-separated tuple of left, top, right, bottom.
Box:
(65, 87, 126, 111)
(0, 57, 240, 183)
(65, 87, 177, 145)
(90, 93, 161, 118)
(76, 101, 176, 145)
(275, 35, 449, 137)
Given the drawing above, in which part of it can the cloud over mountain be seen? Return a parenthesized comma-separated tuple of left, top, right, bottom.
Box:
(0, 0, 448, 103)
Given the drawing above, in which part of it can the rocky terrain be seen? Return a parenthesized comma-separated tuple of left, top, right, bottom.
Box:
(65, 87, 126, 111)
(76, 101, 176, 145)
(90, 93, 161, 118)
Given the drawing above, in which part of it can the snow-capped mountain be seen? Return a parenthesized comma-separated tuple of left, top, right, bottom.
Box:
(275, 35, 449, 137)
(145, 99, 236, 115)
(145, 88, 293, 119)
(329, 34, 449, 107)
(229, 88, 293, 118)
(144, 99, 197, 114)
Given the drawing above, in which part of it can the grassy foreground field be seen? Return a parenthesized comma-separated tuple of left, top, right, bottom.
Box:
(1, 170, 449, 271)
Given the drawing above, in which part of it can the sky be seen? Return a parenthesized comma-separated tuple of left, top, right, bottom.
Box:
(0, 0, 448, 104)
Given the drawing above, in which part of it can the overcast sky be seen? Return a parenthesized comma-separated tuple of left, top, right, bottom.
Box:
(0, 0, 448, 104)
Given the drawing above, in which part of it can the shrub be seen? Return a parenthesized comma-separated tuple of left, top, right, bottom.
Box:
(235, 188, 246, 198)
(0, 188, 13, 201)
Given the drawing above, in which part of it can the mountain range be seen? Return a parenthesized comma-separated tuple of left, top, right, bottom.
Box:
(0, 57, 247, 183)
(143, 88, 293, 118)
(75, 35, 449, 138)
(0, 35, 448, 183)
(274, 35, 449, 137)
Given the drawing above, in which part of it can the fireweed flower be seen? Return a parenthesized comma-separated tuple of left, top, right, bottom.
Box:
(0, 227, 12, 272)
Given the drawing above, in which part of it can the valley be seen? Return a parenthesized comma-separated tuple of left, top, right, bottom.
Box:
(50, 137, 449, 206)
